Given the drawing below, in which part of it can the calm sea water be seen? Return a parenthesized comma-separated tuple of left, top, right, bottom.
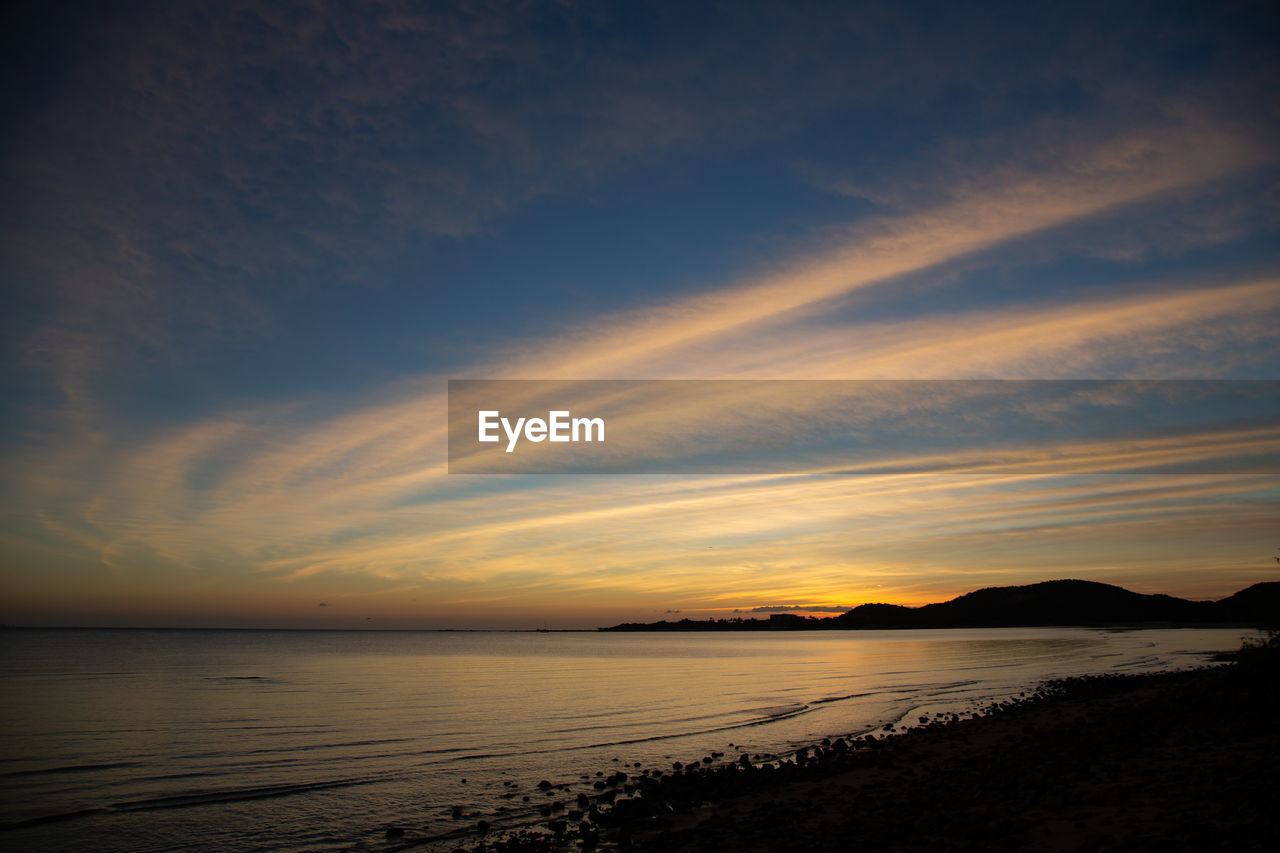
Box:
(0, 627, 1254, 851)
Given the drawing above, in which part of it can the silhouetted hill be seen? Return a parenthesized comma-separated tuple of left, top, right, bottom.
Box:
(601, 579, 1278, 631)
(1214, 581, 1280, 622)
(833, 580, 1216, 628)
(833, 602, 916, 628)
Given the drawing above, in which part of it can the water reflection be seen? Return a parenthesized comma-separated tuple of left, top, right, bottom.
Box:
(0, 627, 1253, 852)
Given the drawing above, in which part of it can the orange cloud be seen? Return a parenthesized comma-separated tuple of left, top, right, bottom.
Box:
(7, 120, 1277, 624)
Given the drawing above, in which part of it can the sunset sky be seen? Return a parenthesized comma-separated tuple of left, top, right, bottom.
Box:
(3, 0, 1278, 628)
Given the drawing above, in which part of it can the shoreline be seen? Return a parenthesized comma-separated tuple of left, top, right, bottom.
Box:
(433, 642, 1278, 852)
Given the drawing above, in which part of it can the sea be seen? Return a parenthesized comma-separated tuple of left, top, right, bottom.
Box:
(0, 626, 1257, 851)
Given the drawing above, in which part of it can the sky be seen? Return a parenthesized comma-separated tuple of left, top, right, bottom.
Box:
(2, 0, 1278, 629)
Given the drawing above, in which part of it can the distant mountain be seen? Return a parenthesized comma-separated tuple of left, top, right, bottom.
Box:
(1213, 581, 1280, 622)
(831, 580, 1216, 628)
(832, 602, 916, 628)
(600, 579, 1278, 631)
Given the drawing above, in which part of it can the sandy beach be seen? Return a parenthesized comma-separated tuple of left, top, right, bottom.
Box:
(462, 639, 1278, 852)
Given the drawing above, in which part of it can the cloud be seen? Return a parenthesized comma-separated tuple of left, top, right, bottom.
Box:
(488, 119, 1273, 380)
(13, 1, 1277, 422)
(6, 40, 1278, 621)
(13, 212, 1276, 605)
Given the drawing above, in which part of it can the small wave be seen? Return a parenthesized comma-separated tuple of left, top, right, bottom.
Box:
(176, 736, 416, 762)
(811, 691, 877, 705)
(428, 704, 825, 760)
(1, 807, 109, 832)
(749, 703, 806, 719)
(1, 776, 387, 832)
(0, 761, 142, 778)
(557, 702, 818, 751)
(923, 680, 982, 696)
(112, 776, 381, 812)
(1110, 655, 1160, 670)
(410, 745, 482, 757)
(883, 705, 922, 728)
(213, 722, 332, 732)
(547, 707, 739, 735)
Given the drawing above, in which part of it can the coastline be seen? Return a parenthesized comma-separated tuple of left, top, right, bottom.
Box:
(447, 641, 1278, 852)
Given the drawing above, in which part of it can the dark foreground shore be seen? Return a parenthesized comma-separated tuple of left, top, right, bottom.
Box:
(436, 638, 1278, 853)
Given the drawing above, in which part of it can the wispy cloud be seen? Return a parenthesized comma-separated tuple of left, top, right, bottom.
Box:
(5, 17, 1278, 624)
(491, 120, 1273, 380)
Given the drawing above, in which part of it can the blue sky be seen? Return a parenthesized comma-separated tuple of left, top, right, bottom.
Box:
(3, 0, 1278, 627)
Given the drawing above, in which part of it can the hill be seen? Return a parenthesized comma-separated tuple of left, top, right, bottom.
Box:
(601, 579, 1278, 631)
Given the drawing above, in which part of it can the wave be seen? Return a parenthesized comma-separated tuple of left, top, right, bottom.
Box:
(475, 700, 823, 756)
(1, 776, 384, 832)
(0, 761, 143, 778)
